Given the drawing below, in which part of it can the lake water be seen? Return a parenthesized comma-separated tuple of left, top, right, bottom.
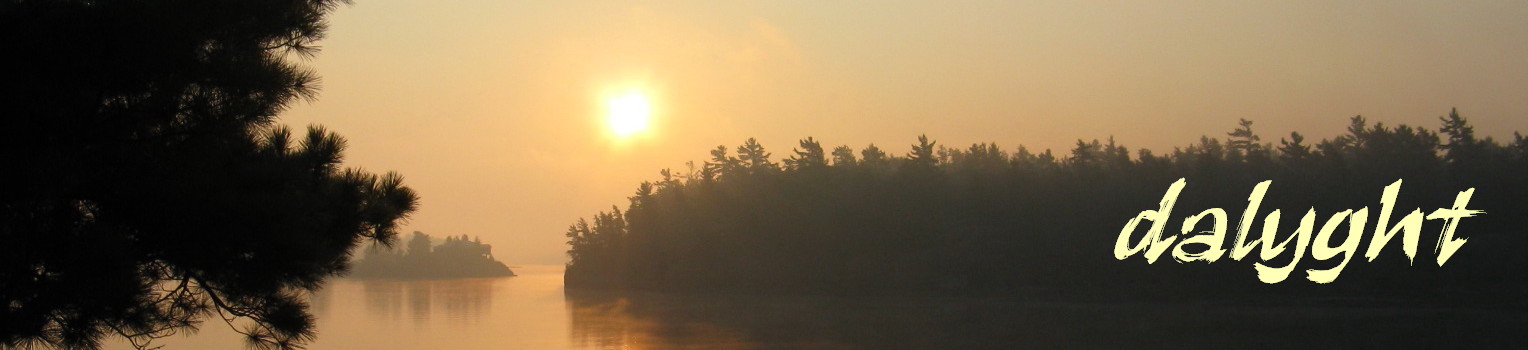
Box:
(105, 264, 1524, 349)
(107, 265, 577, 349)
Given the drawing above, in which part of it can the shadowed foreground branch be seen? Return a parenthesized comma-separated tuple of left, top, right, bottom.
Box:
(1, 1, 418, 349)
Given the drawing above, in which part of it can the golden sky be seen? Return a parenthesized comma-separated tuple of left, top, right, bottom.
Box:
(281, 0, 1528, 263)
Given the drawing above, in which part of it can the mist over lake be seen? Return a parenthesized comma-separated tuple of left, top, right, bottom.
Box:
(95, 265, 1521, 349)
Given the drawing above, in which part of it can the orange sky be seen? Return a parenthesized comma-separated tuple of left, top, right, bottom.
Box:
(280, 0, 1528, 264)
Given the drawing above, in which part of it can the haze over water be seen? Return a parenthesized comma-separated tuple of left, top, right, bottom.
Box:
(104, 266, 572, 349)
(102, 265, 1522, 349)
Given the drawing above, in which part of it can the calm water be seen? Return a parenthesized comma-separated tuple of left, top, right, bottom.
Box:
(105, 264, 1525, 349)
(107, 265, 576, 349)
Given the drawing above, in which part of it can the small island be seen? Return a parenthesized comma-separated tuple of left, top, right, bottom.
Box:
(351, 231, 515, 279)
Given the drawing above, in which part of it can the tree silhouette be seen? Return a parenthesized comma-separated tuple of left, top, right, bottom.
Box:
(705, 145, 742, 179)
(831, 145, 858, 167)
(1278, 132, 1312, 162)
(861, 144, 889, 167)
(907, 134, 939, 168)
(0, 1, 417, 349)
(1226, 118, 1263, 158)
(785, 137, 827, 170)
(407, 231, 433, 256)
(737, 138, 778, 174)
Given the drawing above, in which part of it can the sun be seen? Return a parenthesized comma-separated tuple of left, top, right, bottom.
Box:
(606, 91, 651, 138)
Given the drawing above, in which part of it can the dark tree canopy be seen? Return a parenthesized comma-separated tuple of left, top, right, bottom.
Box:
(1, 1, 417, 349)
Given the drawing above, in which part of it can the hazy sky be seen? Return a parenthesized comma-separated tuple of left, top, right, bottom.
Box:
(281, 0, 1528, 264)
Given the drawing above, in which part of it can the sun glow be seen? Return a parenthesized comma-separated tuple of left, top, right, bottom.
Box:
(606, 91, 651, 138)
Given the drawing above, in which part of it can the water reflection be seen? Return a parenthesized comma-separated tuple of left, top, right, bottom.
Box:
(438, 279, 494, 322)
(566, 290, 1528, 349)
(101, 266, 1523, 349)
(348, 278, 499, 325)
(408, 282, 432, 323)
(567, 292, 753, 349)
(565, 291, 1009, 349)
(359, 279, 403, 321)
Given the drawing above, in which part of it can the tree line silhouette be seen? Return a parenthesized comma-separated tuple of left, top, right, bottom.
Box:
(565, 110, 1528, 300)
(350, 231, 515, 279)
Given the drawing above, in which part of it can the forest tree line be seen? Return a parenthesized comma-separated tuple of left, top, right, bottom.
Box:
(565, 110, 1528, 300)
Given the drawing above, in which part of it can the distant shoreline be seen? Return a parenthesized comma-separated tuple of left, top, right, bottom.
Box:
(351, 231, 517, 280)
